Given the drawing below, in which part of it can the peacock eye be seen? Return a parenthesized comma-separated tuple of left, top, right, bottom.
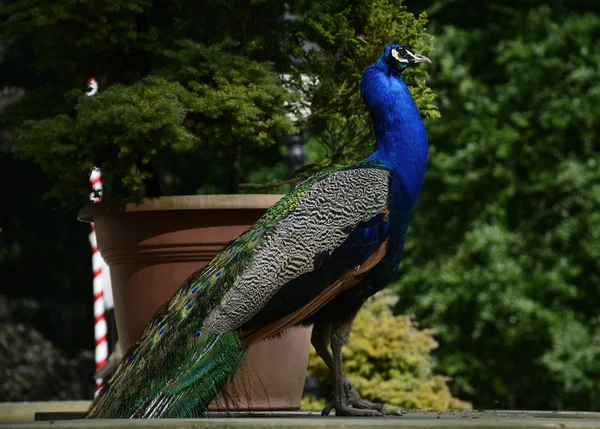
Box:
(391, 48, 408, 63)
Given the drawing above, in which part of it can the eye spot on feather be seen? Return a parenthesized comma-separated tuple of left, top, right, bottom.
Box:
(257, 227, 263, 233)
(215, 269, 223, 277)
(191, 285, 199, 294)
(158, 325, 166, 335)
(183, 286, 190, 295)
(186, 300, 194, 310)
(195, 330, 203, 338)
(227, 248, 234, 254)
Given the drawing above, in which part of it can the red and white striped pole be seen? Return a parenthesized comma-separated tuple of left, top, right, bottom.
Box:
(86, 78, 110, 395)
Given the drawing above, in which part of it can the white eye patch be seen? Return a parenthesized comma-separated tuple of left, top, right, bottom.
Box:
(391, 49, 409, 63)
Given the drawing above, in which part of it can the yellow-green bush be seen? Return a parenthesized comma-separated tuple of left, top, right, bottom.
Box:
(302, 292, 471, 411)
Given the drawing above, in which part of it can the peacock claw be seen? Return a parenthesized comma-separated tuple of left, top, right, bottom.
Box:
(377, 406, 407, 416)
(333, 406, 383, 417)
(320, 403, 334, 416)
(344, 383, 406, 416)
(322, 379, 406, 417)
(321, 402, 382, 417)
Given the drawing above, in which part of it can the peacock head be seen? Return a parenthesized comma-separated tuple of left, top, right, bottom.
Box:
(382, 43, 431, 74)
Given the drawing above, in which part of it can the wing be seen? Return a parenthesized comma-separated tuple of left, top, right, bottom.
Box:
(203, 164, 391, 343)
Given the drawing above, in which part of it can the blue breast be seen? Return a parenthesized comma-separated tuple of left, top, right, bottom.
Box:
(361, 59, 429, 212)
(360, 59, 430, 287)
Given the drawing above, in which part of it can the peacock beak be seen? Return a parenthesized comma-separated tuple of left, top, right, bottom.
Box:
(412, 54, 431, 64)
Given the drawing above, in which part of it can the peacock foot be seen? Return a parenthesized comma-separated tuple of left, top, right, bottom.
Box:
(321, 379, 406, 417)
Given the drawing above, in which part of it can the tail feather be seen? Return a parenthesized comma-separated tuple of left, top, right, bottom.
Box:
(85, 331, 246, 418)
(84, 186, 306, 418)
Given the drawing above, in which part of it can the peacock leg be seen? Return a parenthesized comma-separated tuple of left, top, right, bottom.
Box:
(311, 321, 334, 369)
(310, 321, 336, 416)
(328, 322, 382, 416)
(312, 318, 406, 417)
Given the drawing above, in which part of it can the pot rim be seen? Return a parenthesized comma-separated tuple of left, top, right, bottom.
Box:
(78, 194, 285, 223)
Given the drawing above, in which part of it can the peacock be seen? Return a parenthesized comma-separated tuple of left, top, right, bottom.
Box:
(85, 43, 431, 418)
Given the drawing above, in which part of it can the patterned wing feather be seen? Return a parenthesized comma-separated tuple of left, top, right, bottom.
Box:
(204, 165, 391, 335)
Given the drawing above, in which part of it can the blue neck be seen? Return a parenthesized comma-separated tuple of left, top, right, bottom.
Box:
(361, 59, 429, 208)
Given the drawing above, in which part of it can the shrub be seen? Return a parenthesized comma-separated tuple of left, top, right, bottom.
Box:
(302, 292, 471, 410)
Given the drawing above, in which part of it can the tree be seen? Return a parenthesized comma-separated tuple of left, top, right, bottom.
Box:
(395, 1, 600, 410)
(4, 0, 298, 200)
(5, 0, 441, 200)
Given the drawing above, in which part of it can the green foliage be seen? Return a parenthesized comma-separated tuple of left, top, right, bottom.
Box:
(5, 0, 439, 198)
(302, 292, 471, 410)
(13, 41, 295, 199)
(15, 77, 192, 198)
(395, 3, 600, 410)
(159, 40, 296, 157)
(4, 0, 295, 201)
(290, 0, 439, 178)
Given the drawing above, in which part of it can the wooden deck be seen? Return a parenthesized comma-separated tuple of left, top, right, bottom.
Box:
(2, 402, 600, 429)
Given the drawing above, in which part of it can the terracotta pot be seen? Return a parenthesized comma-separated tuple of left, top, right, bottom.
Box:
(78, 195, 313, 411)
